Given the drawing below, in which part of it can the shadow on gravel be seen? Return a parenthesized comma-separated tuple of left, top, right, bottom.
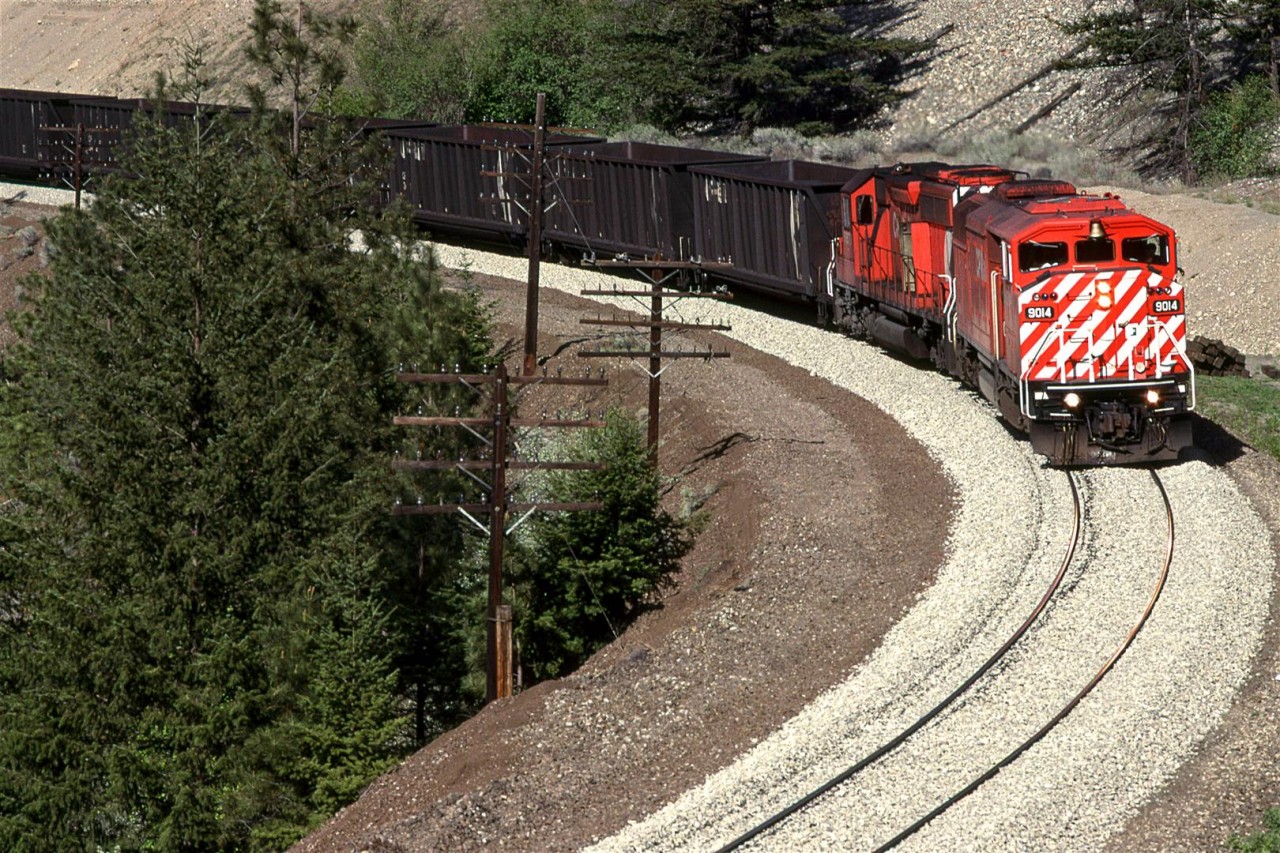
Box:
(1188, 413, 1248, 466)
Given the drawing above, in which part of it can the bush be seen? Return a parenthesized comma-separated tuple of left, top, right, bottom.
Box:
(748, 127, 814, 160)
(1230, 808, 1280, 852)
(1190, 76, 1280, 180)
(506, 409, 694, 681)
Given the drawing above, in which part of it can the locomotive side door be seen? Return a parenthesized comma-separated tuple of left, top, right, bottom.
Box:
(987, 235, 1006, 362)
(852, 192, 876, 283)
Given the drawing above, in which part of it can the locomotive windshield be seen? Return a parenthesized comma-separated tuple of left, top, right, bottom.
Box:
(1075, 237, 1115, 264)
(1019, 240, 1067, 272)
(1019, 233, 1164, 272)
(1121, 234, 1169, 265)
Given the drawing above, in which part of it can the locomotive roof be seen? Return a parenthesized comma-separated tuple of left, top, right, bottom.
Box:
(840, 162, 1021, 200)
(958, 188, 1163, 241)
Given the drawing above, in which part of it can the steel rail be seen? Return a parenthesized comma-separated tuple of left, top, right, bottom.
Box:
(715, 471, 1084, 852)
(873, 468, 1174, 851)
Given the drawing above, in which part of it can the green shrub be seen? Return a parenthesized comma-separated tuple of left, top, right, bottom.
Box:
(813, 130, 886, 166)
(748, 127, 815, 160)
(1190, 75, 1280, 180)
(1230, 807, 1280, 852)
(506, 409, 695, 681)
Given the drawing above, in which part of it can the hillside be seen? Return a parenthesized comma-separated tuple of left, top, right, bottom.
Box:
(0, 0, 1132, 149)
(3, 3, 1280, 851)
(0, 0, 358, 103)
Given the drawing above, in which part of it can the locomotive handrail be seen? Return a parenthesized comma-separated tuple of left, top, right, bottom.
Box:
(826, 237, 838, 298)
(940, 274, 957, 344)
(1019, 322, 1073, 420)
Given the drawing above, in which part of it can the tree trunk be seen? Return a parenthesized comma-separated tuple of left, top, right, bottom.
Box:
(1270, 33, 1278, 96)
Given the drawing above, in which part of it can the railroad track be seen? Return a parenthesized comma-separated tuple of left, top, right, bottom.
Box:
(715, 468, 1175, 851)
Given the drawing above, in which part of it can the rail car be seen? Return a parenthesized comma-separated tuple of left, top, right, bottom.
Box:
(0, 88, 1194, 465)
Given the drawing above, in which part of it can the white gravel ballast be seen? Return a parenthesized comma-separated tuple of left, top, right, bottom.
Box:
(433, 245, 1275, 853)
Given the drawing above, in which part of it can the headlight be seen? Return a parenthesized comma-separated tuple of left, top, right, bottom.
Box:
(1098, 294, 1113, 308)
(1097, 282, 1112, 294)
(1063, 392, 1082, 408)
(1145, 389, 1160, 405)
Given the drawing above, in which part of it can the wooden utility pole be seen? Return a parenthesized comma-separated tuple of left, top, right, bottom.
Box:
(580, 259, 733, 463)
(523, 93, 548, 376)
(392, 362, 608, 702)
(481, 94, 587, 376)
(39, 122, 118, 210)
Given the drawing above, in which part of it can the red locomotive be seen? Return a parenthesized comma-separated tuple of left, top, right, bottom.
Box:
(833, 163, 1193, 465)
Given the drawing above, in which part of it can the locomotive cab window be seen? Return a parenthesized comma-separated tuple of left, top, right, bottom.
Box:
(1121, 234, 1169, 265)
(856, 195, 874, 226)
(1075, 238, 1115, 264)
(1018, 240, 1067, 273)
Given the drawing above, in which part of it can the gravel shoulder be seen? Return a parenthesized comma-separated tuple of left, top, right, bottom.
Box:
(1106, 425, 1280, 851)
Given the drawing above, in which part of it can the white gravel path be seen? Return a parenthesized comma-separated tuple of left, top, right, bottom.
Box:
(432, 245, 1275, 852)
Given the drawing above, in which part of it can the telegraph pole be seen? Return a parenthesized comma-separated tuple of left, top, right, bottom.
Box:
(580, 259, 733, 463)
(523, 93, 548, 376)
(392, 362, 608, 702)
(480, 93, 585, 375)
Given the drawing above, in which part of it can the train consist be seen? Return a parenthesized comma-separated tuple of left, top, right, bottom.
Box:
(0, 87, 1195, 465)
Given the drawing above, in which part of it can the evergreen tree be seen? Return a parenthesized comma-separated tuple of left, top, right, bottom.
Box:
(0, 34, 492, 853)
(507, 410, 693, 681)
(589, 0, 929, 135)
(1228, 0, 1280, 95)
(1059, 0, 1227, 178)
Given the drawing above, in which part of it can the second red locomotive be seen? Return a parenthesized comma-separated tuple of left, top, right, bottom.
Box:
(833, 163, 1194, 465)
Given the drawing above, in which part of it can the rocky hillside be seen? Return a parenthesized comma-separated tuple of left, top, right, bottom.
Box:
(3, 4, 1280, 852)
(0, 0, 1140, 147)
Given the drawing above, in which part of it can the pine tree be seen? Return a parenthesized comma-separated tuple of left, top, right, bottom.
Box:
(588, 0, 929, 135)
(1059, 0, 1228, 178)
(1228, 0, 1280, 95)
(506, 410, 693, 681)
(0, 34, 492, 853)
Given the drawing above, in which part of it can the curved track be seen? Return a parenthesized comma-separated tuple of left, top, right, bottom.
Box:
(716, 468, 1176, 851)
(716, 471, 1085, 852)
(871, 468, 1175, 849)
